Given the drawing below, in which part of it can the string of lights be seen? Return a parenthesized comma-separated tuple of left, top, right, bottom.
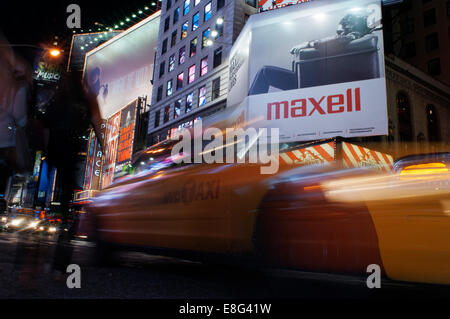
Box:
(72, 1, 161, 35)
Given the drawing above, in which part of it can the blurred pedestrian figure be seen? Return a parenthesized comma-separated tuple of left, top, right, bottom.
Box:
(0, 33, 32, 203)
(43, 70, 103, 278)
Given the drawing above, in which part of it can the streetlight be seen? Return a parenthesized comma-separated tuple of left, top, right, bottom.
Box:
(49, 49, 61, 57)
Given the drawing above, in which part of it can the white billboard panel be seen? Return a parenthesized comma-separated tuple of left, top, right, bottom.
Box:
(228, 0, 388, 143)
(84, 12, 160, 120)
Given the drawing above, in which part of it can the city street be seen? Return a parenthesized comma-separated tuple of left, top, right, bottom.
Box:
(1, 232, 450, 299)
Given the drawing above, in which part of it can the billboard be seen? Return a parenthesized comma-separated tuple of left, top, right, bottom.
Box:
(102, 112, 121, 188)
(83, 121, 106, 191)
(228, 0, 388, 143)
(259, 0, 312, 11)
(67, 31, 122, 72)
(116, 100, 137, 167)
(84, 11, 160, 120)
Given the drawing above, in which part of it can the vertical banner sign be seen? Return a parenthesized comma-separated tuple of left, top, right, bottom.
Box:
(116, 100, 137, 166)
(83, 120, 106, 190)
(102, 113, 121, 188)
(228, 0, 388, 142)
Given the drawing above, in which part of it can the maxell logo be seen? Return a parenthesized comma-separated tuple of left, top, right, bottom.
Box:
(267, 88, 361, 120)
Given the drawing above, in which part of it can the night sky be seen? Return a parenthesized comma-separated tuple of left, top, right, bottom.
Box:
(1, 0, 160, 60)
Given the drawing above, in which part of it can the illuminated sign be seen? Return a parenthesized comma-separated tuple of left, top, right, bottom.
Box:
(228, 0, 388, 142)
(102, 112, 121, 188)
(116, 100, 137, 167)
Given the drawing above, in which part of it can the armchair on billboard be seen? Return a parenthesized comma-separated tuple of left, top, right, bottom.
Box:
(228, 0, 388, 143)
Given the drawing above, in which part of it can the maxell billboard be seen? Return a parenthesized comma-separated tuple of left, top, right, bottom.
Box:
(83, 11, 160, 120)
(228, 0, 388, 142)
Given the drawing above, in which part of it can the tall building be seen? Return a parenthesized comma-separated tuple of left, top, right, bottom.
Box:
(384, 0, 450, 86)
(147, 0, 258, 145)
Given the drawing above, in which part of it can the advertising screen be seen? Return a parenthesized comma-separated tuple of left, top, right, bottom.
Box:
(84, 11, 160, 119)
(228, 0, 388, 143)
(259, 0, 312, 11)
(102, 112, 121, 188)
(116, 100, 137, 166)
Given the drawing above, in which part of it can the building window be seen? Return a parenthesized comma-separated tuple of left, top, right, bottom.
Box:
(162, 38, 168, 54)
(425, 33, 439, 51)
(396, 92, 413, 142)
(213, 47, 222, 68)
(195, 0, 201, 6)
(190, 37, 197, 57)
(164, 105, 171, 123)
(164, 16, 170, 32)
(428, 58, 441, 76)
(168, 54, 175, 72)
(188, 64, 196, 83)
(199, 85, 206, 106)
(154, 110, 160, 128)
(167, 79, 173, 96)
(181, 21, 188, 39)
(173, 7, 180, 24)
(183, 0, 190, 15)
(423, 8, 436, 27)
(157, 85, 163, 102)
(204, 2, 212, 22)
(246, 0, 257, 8)
(167, 0, 172, 10)
(192, 12, 200, 31)
(179, 46, 186, 64)
(186, 92, 194, 113)
(171, 30, 177, 47)
(200, 56, 208, 76)
(177, 72, 184, 90)
(174, 99, 182, 119)
(426, 105, 440, 142)
(211, 77, 220, 100)
(159, 61, 165, 78)
(202, 28, 211, 48)
(447, 1, 450, 19)
(402, 42, 416, 59)
(216, 22, 223, 38)
(217, 0, 225, 10)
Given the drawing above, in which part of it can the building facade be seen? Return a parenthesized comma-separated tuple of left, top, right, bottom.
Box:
(384, 0, 450, 86)
(147, 0, 258, 145)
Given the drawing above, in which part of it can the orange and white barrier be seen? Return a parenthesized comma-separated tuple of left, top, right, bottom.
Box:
(280, 142, 335, 166)
(342, 142, 393, 172)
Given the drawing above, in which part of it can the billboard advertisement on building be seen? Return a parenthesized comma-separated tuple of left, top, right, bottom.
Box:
(83, 121, 106, 191)
(116, 100, 137, 166)
(102, 112, 121, 188)
(228, 0, 388, 143)
(83, 11, 160, 120)
(259, 0, 311, 11)
(67, 31, 121, 72)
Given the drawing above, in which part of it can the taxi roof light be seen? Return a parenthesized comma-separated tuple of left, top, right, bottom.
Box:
(400, 162, 448, 177)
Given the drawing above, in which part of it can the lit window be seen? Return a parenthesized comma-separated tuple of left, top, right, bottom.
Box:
(186, 92, 194, 113)
(192, 12, 200, 31)
(199, 86, 206, 106)
(183, 0, 190, 15)
(167, 79, 173, 96)
(174, 99, 182, 119)
(181, 21, 188, 39)
(190, 38, 197, 57)
(204, 2, 212, 22)
(188, 64, 196, 83)
(202, 28, 210, 48)
(200, 56, 208, 76)
(195, 0, 201, 6)
(179, 46, 186, 64)
(168, 54, 175, 72)
(177, 72, 184, 90)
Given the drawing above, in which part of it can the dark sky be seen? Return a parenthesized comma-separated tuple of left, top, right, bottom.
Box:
(1, 0, 160, 52)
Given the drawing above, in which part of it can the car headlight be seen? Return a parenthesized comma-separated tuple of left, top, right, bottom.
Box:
(48, 227, 57, 233)
(28, 221, 40, 228)
(1, 217, 7, 222)
(10, 218, 24, 227)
